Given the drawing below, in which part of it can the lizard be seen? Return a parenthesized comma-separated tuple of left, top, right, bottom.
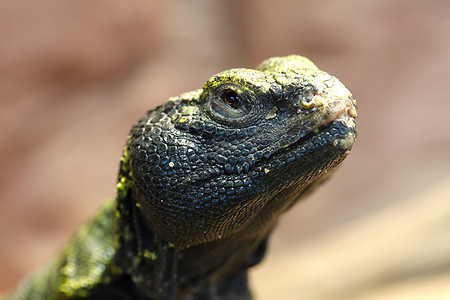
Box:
(8, 55, 358, 300)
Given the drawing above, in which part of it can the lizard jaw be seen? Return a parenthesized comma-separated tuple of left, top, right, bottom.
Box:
(267, 95, 358, 165)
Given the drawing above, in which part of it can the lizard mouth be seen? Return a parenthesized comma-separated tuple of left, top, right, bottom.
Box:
(269, 101, 358, 164)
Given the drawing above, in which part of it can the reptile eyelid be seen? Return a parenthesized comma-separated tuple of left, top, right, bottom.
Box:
(206, 84, 253, 124)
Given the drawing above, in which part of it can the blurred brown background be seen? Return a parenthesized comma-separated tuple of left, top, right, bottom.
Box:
(1, 0, 450, 299)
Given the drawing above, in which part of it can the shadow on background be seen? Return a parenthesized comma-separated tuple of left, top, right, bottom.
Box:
(1, 0, 449, 299)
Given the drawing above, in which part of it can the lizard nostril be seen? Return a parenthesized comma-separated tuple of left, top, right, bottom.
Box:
(300, 94, 319, 108)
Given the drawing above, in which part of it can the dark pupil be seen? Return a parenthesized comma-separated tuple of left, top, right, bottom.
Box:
(221, 90, 241, 109)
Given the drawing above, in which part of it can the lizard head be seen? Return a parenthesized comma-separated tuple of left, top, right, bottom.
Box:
(123, 55, 357, 248)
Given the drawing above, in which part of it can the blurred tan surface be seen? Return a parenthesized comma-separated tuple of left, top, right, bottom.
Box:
(251, 176, 450, 300)
(1, 0, 450, 298)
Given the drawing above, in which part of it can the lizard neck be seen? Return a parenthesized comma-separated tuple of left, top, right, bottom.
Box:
(115, 191, 271, 299)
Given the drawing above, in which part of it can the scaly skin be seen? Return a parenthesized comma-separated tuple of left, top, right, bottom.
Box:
(9, 55, 357, 300)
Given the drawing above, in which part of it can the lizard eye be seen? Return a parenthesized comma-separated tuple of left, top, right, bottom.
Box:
(208, 84, 251, 120)
(221, 90, 242, 109)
